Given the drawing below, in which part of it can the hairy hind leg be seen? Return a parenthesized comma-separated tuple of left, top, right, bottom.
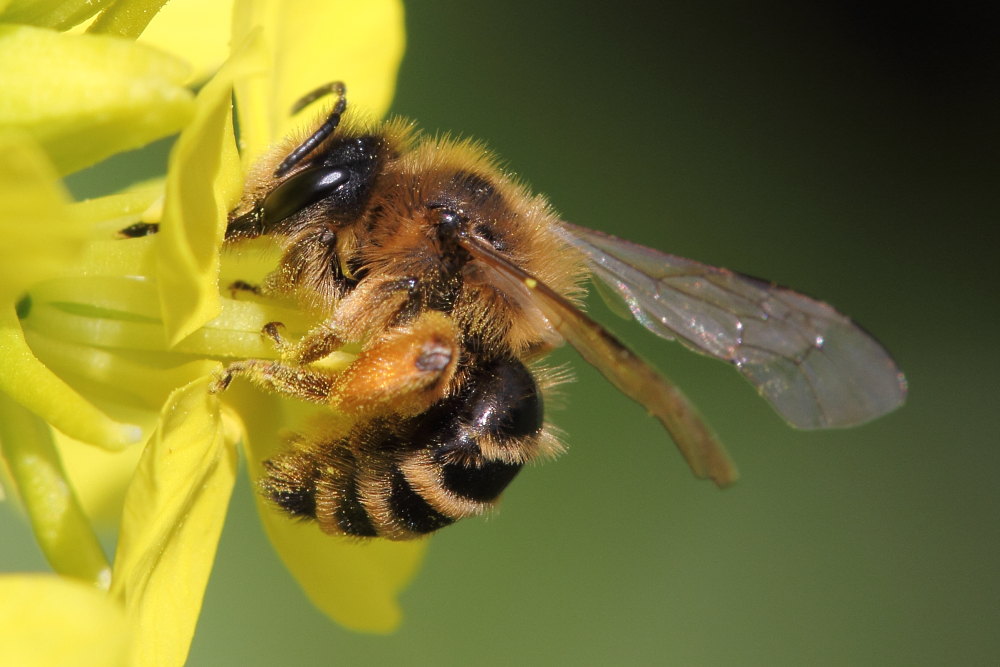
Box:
(215, 310, 460, 418)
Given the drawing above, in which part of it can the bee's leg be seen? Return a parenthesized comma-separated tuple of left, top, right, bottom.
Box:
(216, 310, 460, 417)
(264, 273, 449, 372)
(212, 359, 335, 403)
(329, 310, 460, 418)
(261, 321, 343, 365)
(227, 280, 262, 299)
(117, 222, 159, 238)
(210, 321, 342, 400)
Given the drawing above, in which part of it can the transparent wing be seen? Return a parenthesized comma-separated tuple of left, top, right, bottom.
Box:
(557, 222, 907, 429)
(461, 236, 739, 488)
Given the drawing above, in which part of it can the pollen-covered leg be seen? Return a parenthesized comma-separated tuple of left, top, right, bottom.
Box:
(263, 321, 342, 364)
(329, 310, 460, 419)
(213, 359, 335, 403)
(216, 311, 459, 413)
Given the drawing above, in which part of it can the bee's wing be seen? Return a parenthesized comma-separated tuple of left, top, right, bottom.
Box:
(557, 222, 907, 429)
(461, 237, 739, 488)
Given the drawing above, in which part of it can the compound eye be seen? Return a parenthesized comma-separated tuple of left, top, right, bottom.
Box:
(262, 166, 350, 226)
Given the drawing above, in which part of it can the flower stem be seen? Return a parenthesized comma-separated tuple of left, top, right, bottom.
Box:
(0, 395, 112, 589)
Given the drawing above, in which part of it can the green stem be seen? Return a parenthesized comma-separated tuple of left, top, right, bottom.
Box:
(0, 395, 112, 588)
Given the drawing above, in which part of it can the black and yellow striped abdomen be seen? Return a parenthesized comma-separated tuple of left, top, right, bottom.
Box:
(262, 356, 547, 539)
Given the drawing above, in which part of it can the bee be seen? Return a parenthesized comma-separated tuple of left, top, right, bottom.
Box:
(216, 82, 907, 540)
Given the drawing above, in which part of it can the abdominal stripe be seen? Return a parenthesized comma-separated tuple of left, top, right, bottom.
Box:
(388, 468, 456, 534)
(332, 470, 378, 537)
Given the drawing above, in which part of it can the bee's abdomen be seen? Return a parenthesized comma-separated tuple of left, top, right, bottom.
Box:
(324, 466, 380, 538)
(381, 356, 543, 538)
(386, 468, 457, 535)
(262, 445, 381, 538)
(439, 458, 523, 503)
(261, 356, 545, 540)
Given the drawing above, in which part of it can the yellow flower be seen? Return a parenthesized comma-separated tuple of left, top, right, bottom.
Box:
(0, 574, 129, 667)
(0, 1, 420, 664)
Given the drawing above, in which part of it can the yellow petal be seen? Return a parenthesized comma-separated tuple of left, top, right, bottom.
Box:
(0, 0, 112, 30)
(138, 0, 235, 83)
(0, 394, 111, 587)
(71, 184, 164, 235)
(55, 428, 145, 526)
(232, 387, 427, 632)
(1, 305, 143, 450)
(0, 24, 194, 175)
(157, 29, 266, 346)
(0, 132, 84, 300)
(0, 140, 147, 448)
(231, 0, 406, 163)
(0, 137, 158, 450)
(259, 508, 428, 632)
(47, 185, 163, 281)
(110, 373, 237, 667)
(87, 0, 171, 39)
(0, 574, 129, 667)
(24, 322, 220, 410)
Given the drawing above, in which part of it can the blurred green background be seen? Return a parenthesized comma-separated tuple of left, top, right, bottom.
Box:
(4, 3, 998, 665)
